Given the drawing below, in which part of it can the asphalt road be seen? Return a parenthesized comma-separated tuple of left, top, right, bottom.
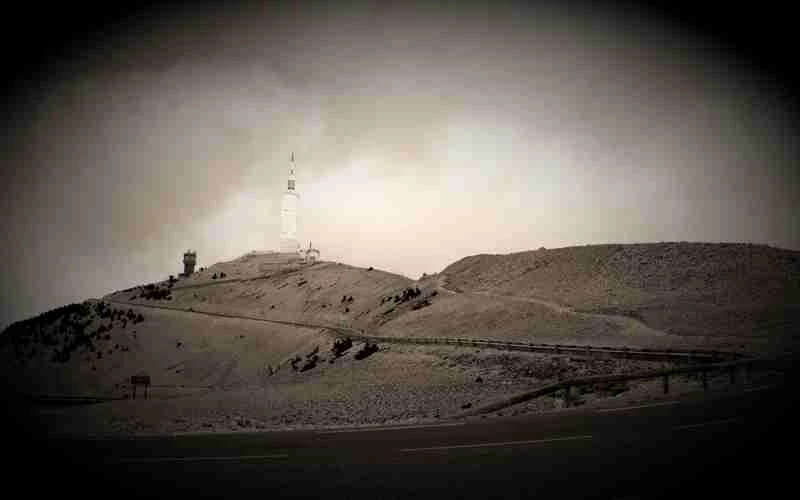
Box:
(9, 376, 797, 499)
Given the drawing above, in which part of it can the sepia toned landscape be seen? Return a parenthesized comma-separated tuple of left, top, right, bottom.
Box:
(2, 0, 798, 496)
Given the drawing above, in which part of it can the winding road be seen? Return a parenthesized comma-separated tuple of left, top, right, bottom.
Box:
(11, 378, 797, 499)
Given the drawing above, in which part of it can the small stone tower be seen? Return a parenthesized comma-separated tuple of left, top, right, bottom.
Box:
(182, 250, 197, 276)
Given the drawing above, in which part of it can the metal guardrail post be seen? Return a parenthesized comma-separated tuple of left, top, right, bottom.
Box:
(563, 385, 571, 407)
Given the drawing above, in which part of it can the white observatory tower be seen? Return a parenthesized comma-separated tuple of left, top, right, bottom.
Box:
(279, 152, 300, 254)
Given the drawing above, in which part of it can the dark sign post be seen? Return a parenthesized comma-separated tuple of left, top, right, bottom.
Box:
(130, 374, 151, 400)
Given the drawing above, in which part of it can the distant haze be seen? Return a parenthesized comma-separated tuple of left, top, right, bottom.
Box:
(1, 0, 798, 329)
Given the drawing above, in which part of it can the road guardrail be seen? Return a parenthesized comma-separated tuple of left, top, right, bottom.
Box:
(456, 354, 794, 417)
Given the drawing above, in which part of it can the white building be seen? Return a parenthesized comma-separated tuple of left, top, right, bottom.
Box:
(279, 152, 300, 255)
(303, 241, 320, 264)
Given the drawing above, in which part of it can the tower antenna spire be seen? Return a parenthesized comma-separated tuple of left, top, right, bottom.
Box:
(280, 151, 299, 254)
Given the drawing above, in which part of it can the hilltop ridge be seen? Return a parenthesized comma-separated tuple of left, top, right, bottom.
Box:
(439, 242, 800, 348)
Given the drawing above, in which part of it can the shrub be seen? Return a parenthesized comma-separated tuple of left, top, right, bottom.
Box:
(354, 342, 379, 360)
(412, 299, 431, 311)
(212, 273, 218, 279)
(290, 355, 301, 371)
(300, 355, 318, 372)
(332, 337, 353, 357)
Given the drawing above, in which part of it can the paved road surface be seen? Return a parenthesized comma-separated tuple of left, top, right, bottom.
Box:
(8, 375, 797, 499)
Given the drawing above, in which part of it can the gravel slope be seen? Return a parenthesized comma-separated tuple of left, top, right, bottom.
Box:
(440, 242, 800, 351)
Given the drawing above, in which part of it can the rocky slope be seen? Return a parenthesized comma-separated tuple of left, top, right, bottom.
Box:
(439, 242, 800, 350)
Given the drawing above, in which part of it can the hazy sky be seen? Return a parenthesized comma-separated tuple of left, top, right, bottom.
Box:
(2, 0, 798, 329)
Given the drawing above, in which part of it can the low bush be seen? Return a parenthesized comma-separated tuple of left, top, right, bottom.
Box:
(301, 354, 318, 372)
(354, 342, 379, 360)
(332, 338, 353, 357)
(412, 299, 431, 311)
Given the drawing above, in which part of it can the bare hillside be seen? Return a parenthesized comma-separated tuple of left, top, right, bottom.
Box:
(3, 245, 793, 435)
(104, 253, 648, 348)
(440, 243, 800, 349)
(1, 298, 684, 436)
(104, 247, 793, 351)
(106, 255, 417, 331)
(0, 301, 325, 397)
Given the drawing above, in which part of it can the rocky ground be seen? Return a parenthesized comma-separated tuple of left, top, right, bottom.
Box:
(14, 342, 776, 437)
(439, 242, 800, 352)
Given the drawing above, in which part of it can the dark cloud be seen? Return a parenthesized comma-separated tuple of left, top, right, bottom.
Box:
(1, 0, 798, 329)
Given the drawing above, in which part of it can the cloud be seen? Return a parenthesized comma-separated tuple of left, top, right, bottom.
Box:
(1, 0, 798, 329)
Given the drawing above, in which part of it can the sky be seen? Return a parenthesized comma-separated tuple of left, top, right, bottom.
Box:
(1, 0, 798, 330)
